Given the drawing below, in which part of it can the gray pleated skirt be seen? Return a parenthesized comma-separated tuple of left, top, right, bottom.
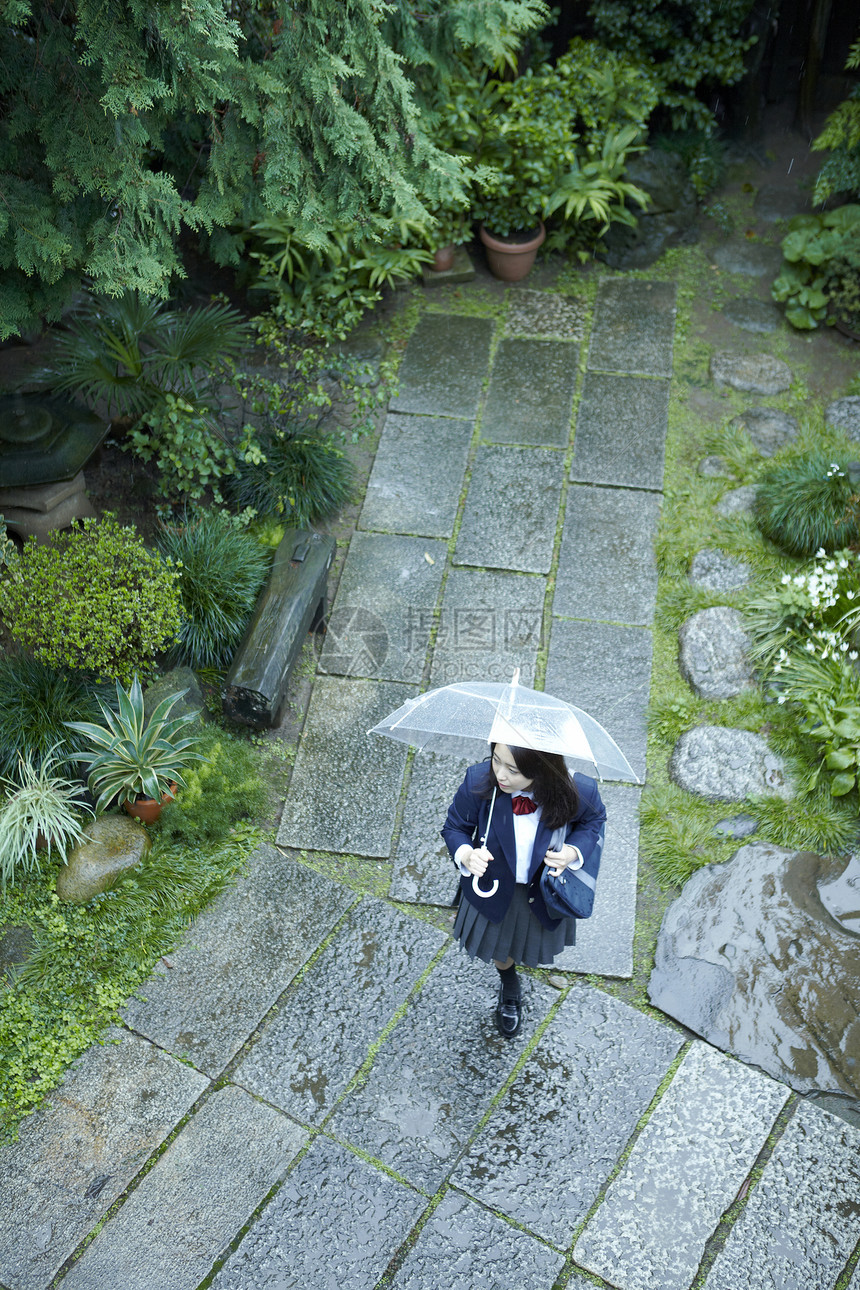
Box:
(453, 883, 577, 967)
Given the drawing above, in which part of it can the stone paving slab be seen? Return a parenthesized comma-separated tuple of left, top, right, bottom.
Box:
(390, 314, 493, 419)
(429, 566, 545, 688)
(574, 1042, 790, 1290)
(455, 445, 564, 573)
(481, 339, 577, 446)
(59, 1086, 305, 1290)
(452, 986, 683, 1249)
(571, 372, 669, 491)
(505, 289, 587, 340)
(389, 751, 473, 905)
(389, 1190, 565, 1289)
(553, 783, 641, 978)
(326, 949, 558, 1192)
(233, 898, 446, 1124)
(277, 678, 416, 856)
(0, 1028, 208, 1290)
(554, 485, 660, 626)
(211, 1135, 427, 1290)
(704, 1101, 860, 1290)
(122, 846, 354, 1076)
(587, 279, 676, 377)
(545, 618, 652, 782)
(358, 413, 473, 538)
(318, 532, 447, 682)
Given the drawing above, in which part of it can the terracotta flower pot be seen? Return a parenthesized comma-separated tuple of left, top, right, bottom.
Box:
(123, 782, 176, 824)
(433, 245, 456, 272)
(479, 221, 546, 282)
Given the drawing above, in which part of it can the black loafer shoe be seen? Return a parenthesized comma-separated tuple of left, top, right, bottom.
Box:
(495, 986, 522, 1038)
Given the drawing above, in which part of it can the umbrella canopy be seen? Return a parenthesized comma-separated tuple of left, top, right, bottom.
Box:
(369, 669, 639, 783)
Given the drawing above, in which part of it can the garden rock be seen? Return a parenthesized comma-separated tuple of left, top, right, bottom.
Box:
(601, 149, 697, 270)
(678, 607, 756, 699)
(56, 816, 151, 904)
(144, 668, 205, 725)
(709, 242, 783, 277)
(0, 924, 35, 985)
(689, 548, 751, 592)
(648, 843, 860, 1097)
(729, 406, 799, 455)
(670, 726, 792, 801)
(713, 814, 758, 839)
(818, 853, 860, 936)
(716, 485, 758, 517)
(698, 455, 732, 478)
(753, 186, 810, 222)
(824, 396, 860, 440)
(721, 297, 780, 333)
(710, 352, 792, 395)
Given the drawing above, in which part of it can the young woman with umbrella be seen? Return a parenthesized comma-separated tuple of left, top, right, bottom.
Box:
(441, 741, 606, 1036)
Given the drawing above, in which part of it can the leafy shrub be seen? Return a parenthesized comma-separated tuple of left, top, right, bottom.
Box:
(39, 293, 253, 501)
(772, 206, 860, 331)
(754, 455, 860, 557)
(654, 129, 726, 197)
(153, 730, 269, 846)
(228, 424, 354, 529)
(0, 516, 182, 683)
(812, 39, 860, 205)
(589, 0, 757, 131)
(745, 548, 860, 668)
(0, 749, 92, 890)
(157, 511, 271, 670)
(0, 655, 115, 778)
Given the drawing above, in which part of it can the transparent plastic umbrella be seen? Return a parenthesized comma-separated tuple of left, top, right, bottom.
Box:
(368, 668, 640, 783)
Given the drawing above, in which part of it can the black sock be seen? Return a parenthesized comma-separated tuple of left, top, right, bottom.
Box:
(497, 963, 520, 999)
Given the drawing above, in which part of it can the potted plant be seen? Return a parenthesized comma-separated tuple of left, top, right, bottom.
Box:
(425, 205, 473, 272)
(467, 47, 650, 281)
(66, 676, 204, 822)
(0, 747, 93, 889)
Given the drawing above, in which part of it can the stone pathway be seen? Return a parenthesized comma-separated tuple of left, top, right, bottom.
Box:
(3, 280, 860, 1290)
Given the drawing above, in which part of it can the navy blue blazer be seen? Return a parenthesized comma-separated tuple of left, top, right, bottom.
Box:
(441, 762, 606, 929)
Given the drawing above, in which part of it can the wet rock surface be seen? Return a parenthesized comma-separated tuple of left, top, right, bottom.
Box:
(703, 1101, 860, 1290)
(428, 566, 545, 687)
(481, 338, 577, 446)
(601, 150, 697, 270)
(698, 454, 732, 477)
(455, 444, 564, 574)
(710, 352, 792, 395)
(818, 852, 860, 935)
(575, 1042, 788, 1290)
(648, 844, 860, 1097)
(56, 815, 150, 904)
(359, 413, 472, 538)
(721, 297, 780, 333)
(678, 606, 756, 699)
(0, 923, 35, 984)
(570, 372, 669, 491)
(389, 751, 471, 906)
(670, 726, 792, 801)
(689, 548, 751, 592)
(825, 395, 860, 438)
(452, 986, 683, 1247)
(715, 484, 757, 516)
(587, 279, 677, 377)
(710, 242, 783, 277)
(555, 485, 660, 625)
(389, 314, 492, 420)
(729, 406, 799, 455)
(505, 288, 587, 339)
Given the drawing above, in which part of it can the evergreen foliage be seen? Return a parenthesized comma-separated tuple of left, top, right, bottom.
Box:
(754, 454, 860, 557)
(0, 655, 115, 779)
(812, 40, 860, 205)
(1, 0, 527, 338)
(589, 0, 756, 131)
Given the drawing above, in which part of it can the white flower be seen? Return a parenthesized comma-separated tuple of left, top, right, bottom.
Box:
(806, 641, 816, 652)
(781, 573, 792, 585)
(848, 591, 856, 600)
(777, 696, 786, 704)
(851, 651, 858, 661)
(816, 548, 827, 558)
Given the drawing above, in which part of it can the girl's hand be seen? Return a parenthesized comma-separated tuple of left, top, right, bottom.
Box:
(464, 846, 493, 877)
(544, 845, 583, 878)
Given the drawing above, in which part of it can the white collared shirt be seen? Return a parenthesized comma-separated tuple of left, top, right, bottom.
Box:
(511, 791, 541, 882)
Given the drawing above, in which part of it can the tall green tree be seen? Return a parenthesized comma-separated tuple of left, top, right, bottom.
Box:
(0, 0, 541, 339)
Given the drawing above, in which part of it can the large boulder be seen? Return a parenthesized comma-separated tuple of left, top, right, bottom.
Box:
(56, 815, 151, 904)
(649, 844, 860, 1097)
(670, 725, 792, 801)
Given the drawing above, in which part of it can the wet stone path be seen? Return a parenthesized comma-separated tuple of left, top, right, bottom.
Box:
(3, 282, 860, 1290)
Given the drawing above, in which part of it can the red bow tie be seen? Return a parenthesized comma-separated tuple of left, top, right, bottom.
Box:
(511, 795, 537, 815)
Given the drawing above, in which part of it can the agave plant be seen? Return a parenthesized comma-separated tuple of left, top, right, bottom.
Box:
(0, 748, 93, 890)
(66, 677, 204, 813)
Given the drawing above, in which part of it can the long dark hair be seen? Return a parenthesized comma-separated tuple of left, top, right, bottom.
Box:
(478, 743, 580, 830)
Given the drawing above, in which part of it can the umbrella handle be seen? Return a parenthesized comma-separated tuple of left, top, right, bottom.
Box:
(472, 786, 499, 898)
